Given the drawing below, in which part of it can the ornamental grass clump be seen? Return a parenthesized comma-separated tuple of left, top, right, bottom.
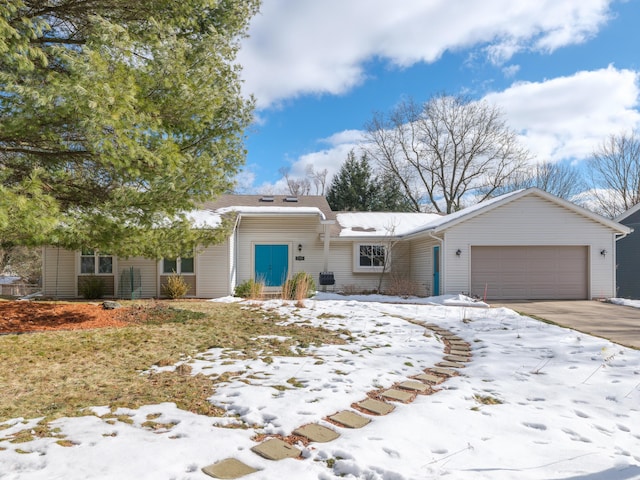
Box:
(282, 272, 315, 305)
(162, 273, 190, 299)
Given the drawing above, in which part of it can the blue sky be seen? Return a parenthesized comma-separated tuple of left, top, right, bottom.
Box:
(235, 0, 640, 194)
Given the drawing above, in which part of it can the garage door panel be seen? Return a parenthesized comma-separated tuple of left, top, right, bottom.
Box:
(471, 246, 588, 300)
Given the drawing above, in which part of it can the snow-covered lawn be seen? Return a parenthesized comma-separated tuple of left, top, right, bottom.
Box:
(2, 295, 639, 480)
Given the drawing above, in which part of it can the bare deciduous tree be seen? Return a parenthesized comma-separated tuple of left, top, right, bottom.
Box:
(364, 94, 531, 213)
(493, 160, 584, 200)
(306, 165, 329, 195)
(586, 131, 640, 218)
(279, 167, 311, 196)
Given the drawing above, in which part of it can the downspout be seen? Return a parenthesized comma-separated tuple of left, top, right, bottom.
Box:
(231, 214, 241, 296)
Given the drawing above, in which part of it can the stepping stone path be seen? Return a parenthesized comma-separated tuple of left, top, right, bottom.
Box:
(202, 319, 473, 478)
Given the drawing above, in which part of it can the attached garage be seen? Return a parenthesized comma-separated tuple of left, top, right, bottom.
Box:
(410, 188, 631, 301)
(470, 246, 589, 300)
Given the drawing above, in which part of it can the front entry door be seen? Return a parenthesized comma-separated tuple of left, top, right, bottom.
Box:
(255, 244, 289, 287)
(433, 246, 440, 296)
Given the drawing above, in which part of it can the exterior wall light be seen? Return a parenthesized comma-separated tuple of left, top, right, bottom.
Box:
(456, 249, 462, 256)
(600, 249, 607, 256)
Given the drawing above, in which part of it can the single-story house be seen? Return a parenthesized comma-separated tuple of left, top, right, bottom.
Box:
(615, 203, 640, 299)
(42, 188, 631, 301)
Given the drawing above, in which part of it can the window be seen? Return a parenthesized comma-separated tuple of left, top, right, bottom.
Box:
(80, 249, 113, 275)
(353, 244, 388, 272)
(163, 256, 194, 274)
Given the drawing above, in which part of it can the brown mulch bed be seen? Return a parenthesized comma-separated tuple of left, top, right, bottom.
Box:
(0, 300, 129, 334)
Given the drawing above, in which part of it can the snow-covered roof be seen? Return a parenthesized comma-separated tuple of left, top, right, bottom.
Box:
(216, 206, 327, 220)
(185, 210, 222, 228)
(335, 188, 631, 239)
(336, 212, 442, 237)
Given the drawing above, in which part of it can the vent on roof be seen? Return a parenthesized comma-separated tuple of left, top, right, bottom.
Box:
(284, 196, 299, 203)
(259, 196, 274, 202)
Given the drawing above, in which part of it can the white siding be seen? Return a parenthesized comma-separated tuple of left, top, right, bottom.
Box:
(326, 241, 413, 293)
(117, 257, 157, 299)
(408, 237, 440, 296)
(196, 240, 231, 298)
(42, 246, 76, 298)
(236, 216, 325, 288)
(441, 195, 618, 299)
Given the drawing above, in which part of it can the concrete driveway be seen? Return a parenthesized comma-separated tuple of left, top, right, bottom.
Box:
(495, 300, 640, 349)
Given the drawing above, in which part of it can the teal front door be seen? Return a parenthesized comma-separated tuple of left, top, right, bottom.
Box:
(433, 246, 440, 295)
(255, 244, 289, 286)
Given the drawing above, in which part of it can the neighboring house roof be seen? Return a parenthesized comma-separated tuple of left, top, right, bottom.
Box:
(0, 275, 21, 285)
(615, 202, 640, 224)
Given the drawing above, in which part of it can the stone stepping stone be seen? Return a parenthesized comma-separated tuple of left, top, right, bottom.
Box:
(414, 372, 445, 384)
(398, 380, 430, 393)
(293, 424, 339, 443)
(444, 354, 471, 363)
(251, 438, 301, 460)
(356, 398, 395, 415)
(437, 360, 466, 368)
(449, 349, 471, 357)
(449, 343, 471, 350)
(448, 339, 469, 346)
(430, 328, 450, 334)
(381, 388, 415, 402)
(428, 367, 457, 376)
(202, 458, 259, 479)
(423, 323, 441, 329)
(328, 410, 371, 429)
(444, 336, 465, 342)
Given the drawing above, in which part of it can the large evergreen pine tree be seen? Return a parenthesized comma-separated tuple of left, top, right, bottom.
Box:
(0, 0, 259, 257)
(326, 151, 412, 212)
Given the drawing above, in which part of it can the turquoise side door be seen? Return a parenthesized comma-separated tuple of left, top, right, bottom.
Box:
(433, 246, 440, 295)
(255, 244, 289, 287)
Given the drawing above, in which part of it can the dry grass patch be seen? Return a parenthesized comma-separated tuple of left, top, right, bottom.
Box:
(0, 301, 346, 424)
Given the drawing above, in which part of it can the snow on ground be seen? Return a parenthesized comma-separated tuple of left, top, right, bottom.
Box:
(1, 295, 639, 480)
(610, 298, 640, 309)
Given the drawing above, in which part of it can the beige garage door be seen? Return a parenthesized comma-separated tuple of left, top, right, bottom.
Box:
(471, 246, 588, 300)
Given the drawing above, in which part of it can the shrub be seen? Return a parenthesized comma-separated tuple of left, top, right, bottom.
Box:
(162, 273, 190, 299)
(383, 273, 424, 297)
(79, 275, 105, 299)
(282, 272, 316, 300)
(234, 279, 264, 299)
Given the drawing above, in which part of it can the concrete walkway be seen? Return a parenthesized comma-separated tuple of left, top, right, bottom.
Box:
(495, 300, 640, 349)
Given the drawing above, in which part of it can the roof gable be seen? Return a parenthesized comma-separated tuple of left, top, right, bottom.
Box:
(425, 188, 631, 235)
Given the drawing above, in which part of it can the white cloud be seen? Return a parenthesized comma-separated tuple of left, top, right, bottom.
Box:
(485, 66, 640, 162)
(248, 66, 640, 193)
(239, 0, 613, 108)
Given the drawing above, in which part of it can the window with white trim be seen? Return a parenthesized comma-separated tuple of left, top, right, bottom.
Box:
(353, 244, 388, 272)
(162, 256, 194, 275)
(80, 249, 113, 274)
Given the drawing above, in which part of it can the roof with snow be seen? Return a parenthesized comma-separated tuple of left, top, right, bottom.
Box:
(188, 188, 630, 235)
